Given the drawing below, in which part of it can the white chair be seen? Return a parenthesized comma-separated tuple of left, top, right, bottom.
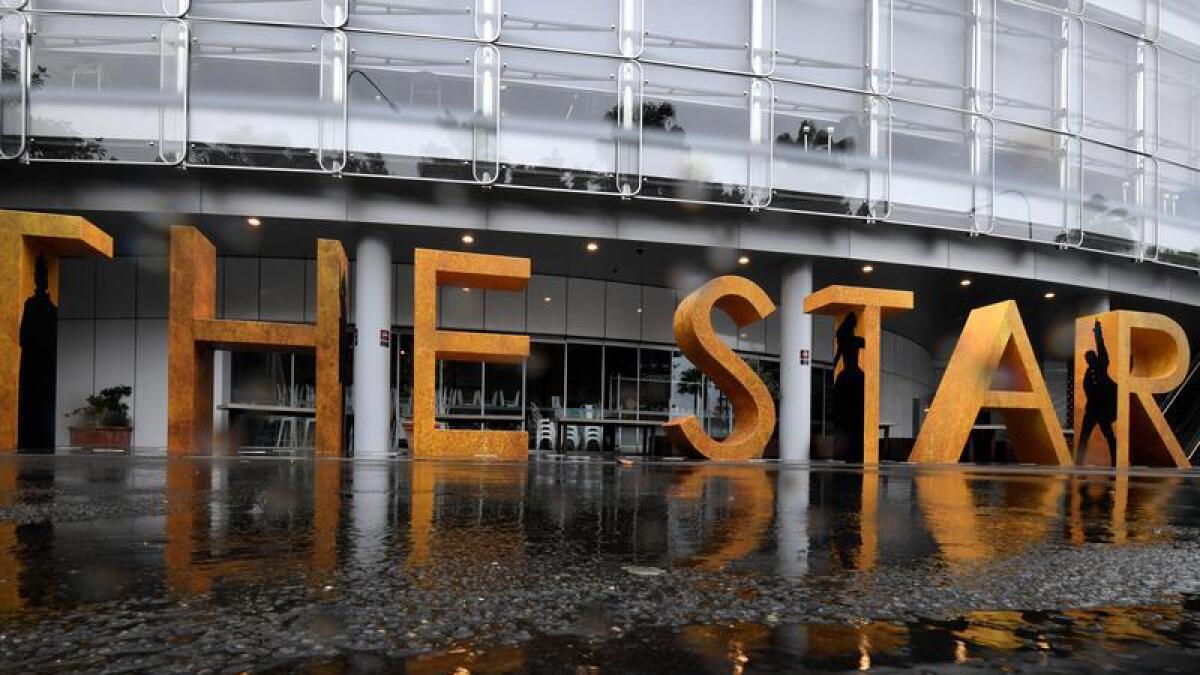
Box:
(582, 404, 602, 451)
(529, 404, 556, 450)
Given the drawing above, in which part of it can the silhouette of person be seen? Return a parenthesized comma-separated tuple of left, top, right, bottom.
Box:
(1076, 319, 1118, 465)
(832, 312, 866, 462)
(17, 256, 58, 452)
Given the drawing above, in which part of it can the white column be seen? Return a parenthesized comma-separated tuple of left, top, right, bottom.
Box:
(779, 259, 813, 463)
(353, 236, 393, 458)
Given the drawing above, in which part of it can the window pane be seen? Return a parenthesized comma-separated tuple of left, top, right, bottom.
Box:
(1160, 1, 1200, 60)
(27, 15, 186, 164)
(526, 342, 564, 412)
(990, 120, 1081, 245)
(438, 361, 482, 415)
(501, 0, 629, 55)
(639, 65, 762, 206)
(889, 100, 992, 232)
(990, 0, 1063, 128)
(638, 348, 671, 418)
(189, 0, 345, 27)
(1081, 23, 1146, 150)
(892, 0, 975, 110)
(643, 0, 760, 73)
(771, 82, 889, 219)
(498, 48, 626, 194)
(604, 346, 637, 417)
(1154, 161, 1200, 269)
(25, 0, 186, 14)
(346, 33, 494, 183)
(1078, 140, 1151, 257)
(775, 0, 886, 92)
(1084, 0, 1154, 37)
(670, 351, 702, 419)
(1155, 48, 1199, 169)
(484, 362, 523, 417)
(348, 0, 500, 41)
(566, 343, 602, 411)
(0, 12, 26, 159)
(188, 23, 344, 171)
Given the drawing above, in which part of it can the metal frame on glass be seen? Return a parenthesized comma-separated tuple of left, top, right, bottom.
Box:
(0, 0, 1197, 269)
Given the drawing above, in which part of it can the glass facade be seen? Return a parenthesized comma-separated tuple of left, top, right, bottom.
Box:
(2, 0, 1198, 266)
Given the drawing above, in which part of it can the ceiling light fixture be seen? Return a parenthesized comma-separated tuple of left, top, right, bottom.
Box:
(738, 255, 750, 265)
(960, 278, 972, 287)
(461, 233, 475, 244)
(543, 296, 552, 303)
(1044, 291, 1056, 299)
(246, 217, 262, 227)
(586, 241, 600, 253)
(862, 264, 874, 273)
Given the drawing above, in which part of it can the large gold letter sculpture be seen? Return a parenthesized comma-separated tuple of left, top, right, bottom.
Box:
(1073, 311, 1191, 468)
(910, 300, 1071, 465)
(1, 210, 113, 452)
(665, 276, 776, 460)
(412, 249, 530, 459)
(803, 285, 914, 464)
(168, 227, 347, 457)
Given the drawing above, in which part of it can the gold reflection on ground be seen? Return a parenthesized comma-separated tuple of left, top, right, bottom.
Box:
(0, 460, 18, 612)
(165, 460, 343, 596)
(1068, 474, 1181, 546)
(678, 623, 771, 674)
(668, 466, 774, 571)
(408, 462, 527, 569)
(403, 645, 526, 675)
(916, 471, 1064, 567)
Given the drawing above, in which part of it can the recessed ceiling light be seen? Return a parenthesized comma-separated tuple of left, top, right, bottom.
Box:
(738, 255, 750, 265)
(960, 278, 972, 287)
(543, 296, 552, 303)
(461, 233, 475, 244)
(1044, 291, 1056, 299)
(462, 287, 471, 293)
(586, 241, 600, 253)
(246, 217, 262, 227)
(636, 307, 643, 313)
(862, 264, 874, 273)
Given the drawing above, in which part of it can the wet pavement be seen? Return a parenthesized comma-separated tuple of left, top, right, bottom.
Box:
(3, 456, 1200, 672)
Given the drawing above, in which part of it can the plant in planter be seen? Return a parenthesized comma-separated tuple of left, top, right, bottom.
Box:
(67, 385, 134, 451)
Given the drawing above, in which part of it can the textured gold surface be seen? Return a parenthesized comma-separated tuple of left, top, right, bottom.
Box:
(664, 276, 777, 461)
(411, 249, 531, 460)
(804, 286, 914, 464)
(1073, 311, 1191, 468)
(910, 301, 1072, 465)
(167, 227, 347, 457)
(0, 210, 113, 452)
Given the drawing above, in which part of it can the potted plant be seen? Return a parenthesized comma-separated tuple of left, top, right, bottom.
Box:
(67, 385, 133, 452)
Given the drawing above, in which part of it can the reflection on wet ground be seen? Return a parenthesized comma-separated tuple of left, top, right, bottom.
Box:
(3, 457, 1200, 672)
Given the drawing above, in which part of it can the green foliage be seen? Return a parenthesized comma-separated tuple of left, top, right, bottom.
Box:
(68, 386, 133, 428)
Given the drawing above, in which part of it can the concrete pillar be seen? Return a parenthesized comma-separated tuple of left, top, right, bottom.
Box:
(779, 259, 814, 463)
(352, 236, 392, 457)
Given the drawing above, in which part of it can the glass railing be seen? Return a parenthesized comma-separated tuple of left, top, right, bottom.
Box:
(0, 0, 1198, 270)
